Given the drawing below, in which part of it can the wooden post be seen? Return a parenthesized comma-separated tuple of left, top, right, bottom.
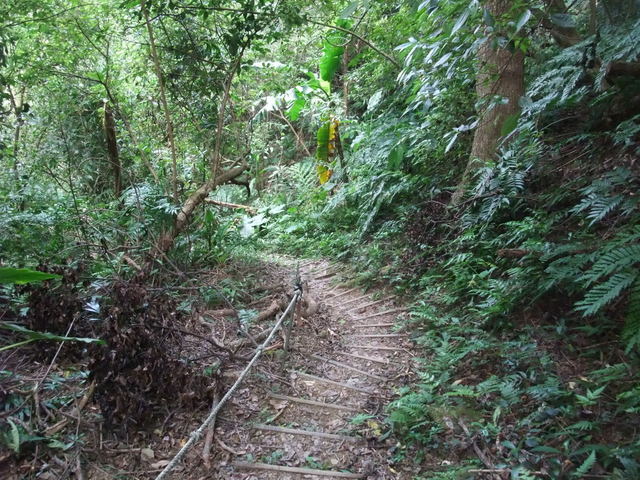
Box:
(284, 265, 302, 352)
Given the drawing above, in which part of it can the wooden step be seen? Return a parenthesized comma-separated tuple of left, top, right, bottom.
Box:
(292, 370, 373, 394)
(350, 345, 404, 351)
(313, 269, 341, 281)
(267, 392, 358, 412)
(233, 461, 364, 478)
(337, 294, 372, 308)
(328, 287, 359, 300)
(310, 354, 386, 381)
(347, 296, 396, 314)
(353, 308, 407, 321)
(352, 323, 395, 328)
(352, 334, 408, 339)
(337, 352, 389, 365)
(253, 424, 360, 442)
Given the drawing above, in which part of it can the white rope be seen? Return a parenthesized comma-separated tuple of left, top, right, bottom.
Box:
(154, 290, 301, 480)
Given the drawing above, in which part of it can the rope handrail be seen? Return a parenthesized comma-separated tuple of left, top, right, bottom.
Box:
(154, 288, 302, 480)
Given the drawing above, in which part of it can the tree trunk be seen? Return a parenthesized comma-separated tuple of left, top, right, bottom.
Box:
(141, 0, 179, 202)
(156, 162, 249, 254)
(451, 0, 525, 205)
(103, 100, 122, 197)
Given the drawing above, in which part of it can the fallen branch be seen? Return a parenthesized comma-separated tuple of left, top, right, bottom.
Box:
(256, 298, 285, 323)
(154, 290, 300, 480)
(201, 391, 220, 467)
(230, 298, 287, 350)
(202, 309, 237, 319)
(216, 436, 243, 455)
(45, 381, 96, 436)
(205, 199, 256, 213)
(156, 162, 249, 255)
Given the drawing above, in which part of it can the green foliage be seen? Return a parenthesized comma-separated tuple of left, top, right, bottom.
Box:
(319, 19, 350, 83)
(0, 323, 105, 352)
(0, 267, 61, 284)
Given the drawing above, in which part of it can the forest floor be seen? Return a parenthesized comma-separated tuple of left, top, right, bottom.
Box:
(210, 258, 423, 479)
(3, 258, 432, 479)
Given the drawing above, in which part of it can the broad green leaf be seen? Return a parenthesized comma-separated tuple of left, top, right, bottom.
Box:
(319, 19, 351, 83)
(287, 94, 306, 121)
(531, 445, 562, 454)
(6, 419, 20, 453)
(433, 52, 452, 68)
(0, 268, 61, 285)
(451, 8, 470, 36)
(500, 112, 520, 137)
(307, 73, 331, 96)
(316, 122, 331, 162)
(445, 132, 459, 153)
(319, 39, 345, 82)
(515, 9, 532, 34)
(0, 323, 106, 347)
(387, 144, 405, 170)
(319, 78, 331, 96)
(85, 71, 104, 83)
(367, 90, 384, 112)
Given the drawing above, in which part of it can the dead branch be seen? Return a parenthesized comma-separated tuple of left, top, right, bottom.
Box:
(45, 381, 96, 436)
(202, 391, 220, 467)
(155, 162, 249, 255)
(205, 199, 256, 213)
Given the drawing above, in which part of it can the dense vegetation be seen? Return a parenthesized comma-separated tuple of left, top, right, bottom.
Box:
(2, 0, 639, 478)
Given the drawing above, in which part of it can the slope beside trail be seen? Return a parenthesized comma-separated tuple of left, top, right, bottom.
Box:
(208, 259, 422, 479)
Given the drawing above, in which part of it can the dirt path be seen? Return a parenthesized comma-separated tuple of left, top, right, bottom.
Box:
(211, 259, 420, 479)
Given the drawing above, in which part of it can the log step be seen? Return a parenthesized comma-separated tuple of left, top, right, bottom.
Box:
(352, 323, 395, 328)
(253, 424, 360, 442)
(353, 308, 407, 321)
(233, 461, 364, 478)
(347, 296, 396, 314)
(352, 334, 408, 338)
(310, 354, 386, 381)
(337, 352, 389, 364)
(266, 392, 358, 412)
(338, 294, 372, 308)
(313, 269, 341, 281)
(350, 345, 404, 351)
(328, 287, 359, 300)
(292, 370, 373, 394)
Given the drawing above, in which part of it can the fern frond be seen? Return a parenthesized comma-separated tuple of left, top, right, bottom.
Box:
(586, 195, 624, 225)
(581, 244, 640, 286)
(573, 451, 596, 478)
(575, 271, 638, 316)
(623, 278, 640, 353)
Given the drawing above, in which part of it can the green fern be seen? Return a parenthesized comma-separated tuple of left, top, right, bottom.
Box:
(581, 245, 640, 286)
(623, 278, 640, 353)
(571, 168, 639, 226)
(572, 450, 596, 478)
(575, 271, 637, 316)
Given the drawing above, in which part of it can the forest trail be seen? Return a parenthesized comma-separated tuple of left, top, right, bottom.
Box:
(211, 259, 419, 479)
